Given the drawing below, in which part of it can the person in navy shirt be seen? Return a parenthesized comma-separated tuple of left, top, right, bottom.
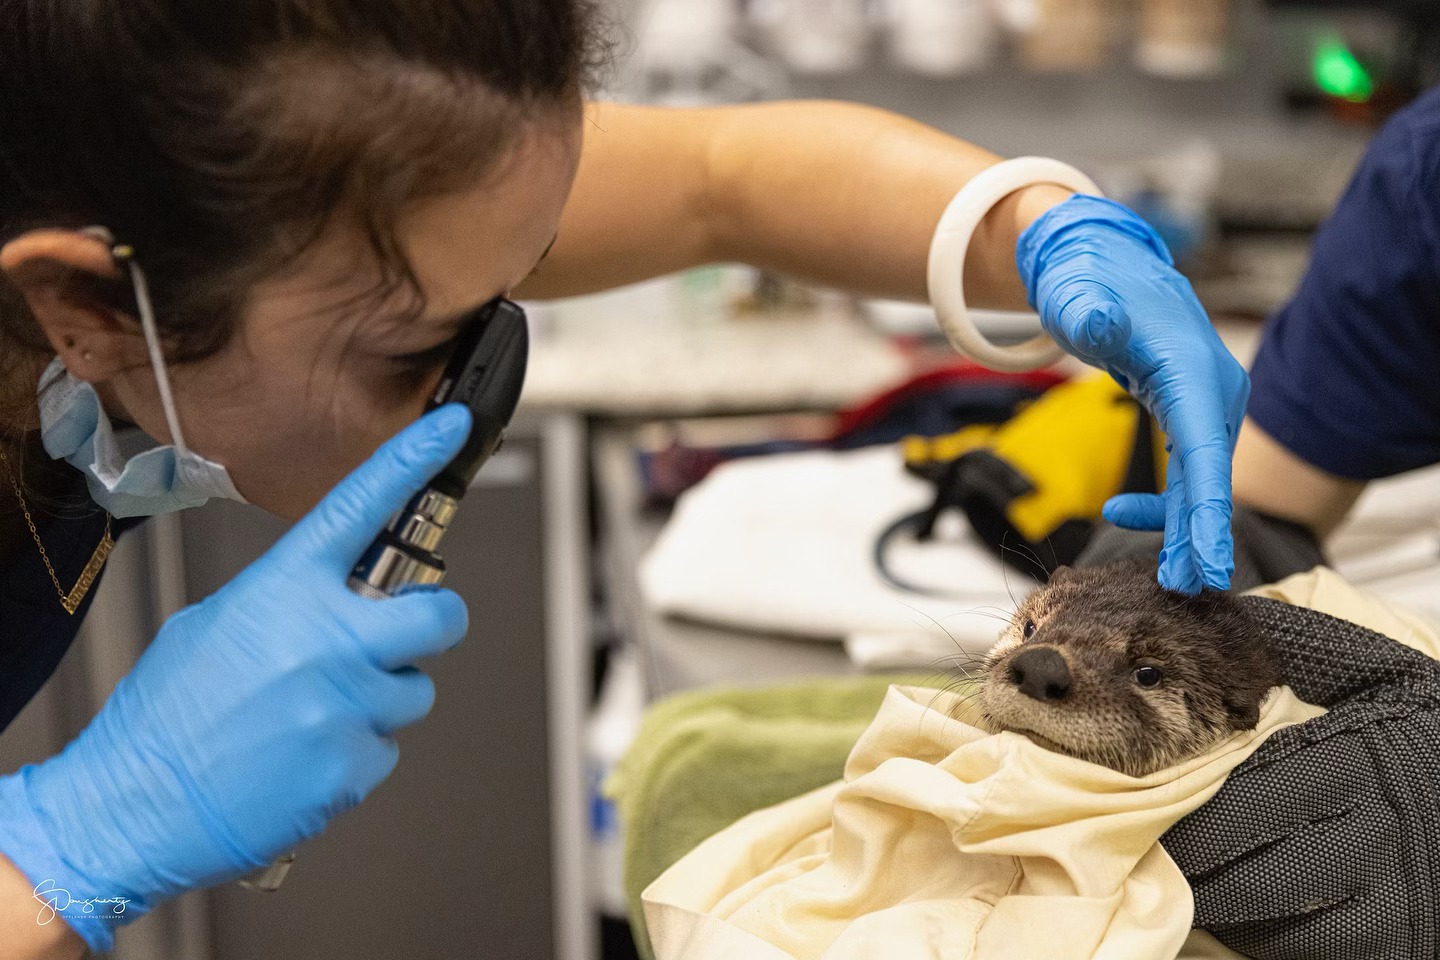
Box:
(1235, 86, 1440, 532)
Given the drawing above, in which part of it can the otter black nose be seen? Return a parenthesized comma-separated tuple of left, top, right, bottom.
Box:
(1009, 648, 1071, 701)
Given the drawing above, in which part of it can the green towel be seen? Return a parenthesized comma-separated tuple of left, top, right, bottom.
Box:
(608, 674, 946, 960)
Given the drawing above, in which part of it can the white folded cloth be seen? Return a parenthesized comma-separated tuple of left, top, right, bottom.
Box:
(640, 447, 1031, 663)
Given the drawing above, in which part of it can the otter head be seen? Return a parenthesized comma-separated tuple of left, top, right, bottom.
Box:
(977, 562, 1282, 778)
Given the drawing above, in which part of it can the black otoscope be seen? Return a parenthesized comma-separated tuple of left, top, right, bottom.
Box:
(239, 296, 530, 892)
(347, 297, 530, 599)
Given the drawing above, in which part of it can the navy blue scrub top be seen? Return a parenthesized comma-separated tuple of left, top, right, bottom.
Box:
(1249, 86, 1440, 480)
(0, 503, 142, 733)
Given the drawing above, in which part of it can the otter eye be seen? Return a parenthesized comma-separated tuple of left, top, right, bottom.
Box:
(1133, 666, 1163, 688)
(1022, 620, 1037, 640)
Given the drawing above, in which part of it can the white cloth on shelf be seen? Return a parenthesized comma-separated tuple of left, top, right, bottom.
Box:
(640, 447, 1029, 661)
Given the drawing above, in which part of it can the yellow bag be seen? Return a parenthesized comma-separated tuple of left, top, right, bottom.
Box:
(886, 374, 1167, 582)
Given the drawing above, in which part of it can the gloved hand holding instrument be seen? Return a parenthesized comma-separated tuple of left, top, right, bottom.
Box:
(240, 295, 528, 891)
(0, 296, 529, 953)
(928, 159, 1249, 594)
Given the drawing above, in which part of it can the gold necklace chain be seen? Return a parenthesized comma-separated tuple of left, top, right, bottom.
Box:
(0, 448, 114, 615)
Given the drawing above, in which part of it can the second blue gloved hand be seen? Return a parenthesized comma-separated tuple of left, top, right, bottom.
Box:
(1017, 194, 1249, 593)
(0, 405, 473, 951)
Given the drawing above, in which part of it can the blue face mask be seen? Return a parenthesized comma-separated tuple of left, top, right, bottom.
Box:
(36, 232, 247, 518)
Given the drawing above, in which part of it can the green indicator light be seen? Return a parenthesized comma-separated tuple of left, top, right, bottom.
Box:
(1313, 39, 1374, 103)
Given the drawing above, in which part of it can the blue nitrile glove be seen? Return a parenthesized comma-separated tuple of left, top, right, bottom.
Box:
(0, 405, 473, 952)
(1017, 194, 1249, 593)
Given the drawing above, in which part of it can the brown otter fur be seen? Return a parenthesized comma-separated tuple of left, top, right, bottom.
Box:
(977, 562, 1282, 777)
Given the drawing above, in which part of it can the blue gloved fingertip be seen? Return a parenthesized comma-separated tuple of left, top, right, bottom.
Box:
(1191, 504, 1236, 591)
(425, 403, 473, 438)
(1203, 571, 1232, 592)
(1103, 493, 1167, 532)
(1157, 547, 1203, 596)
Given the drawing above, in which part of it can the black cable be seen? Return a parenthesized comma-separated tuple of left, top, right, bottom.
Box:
(872, 509, 974, 599)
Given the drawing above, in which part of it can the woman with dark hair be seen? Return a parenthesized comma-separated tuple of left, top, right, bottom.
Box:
(0, 2, 1241, 954)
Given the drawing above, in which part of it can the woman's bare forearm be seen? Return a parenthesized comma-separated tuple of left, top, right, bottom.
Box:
(516, 100, 1070, 307)
(700, 99, 1067, 308)
(0, 852, 83, 960)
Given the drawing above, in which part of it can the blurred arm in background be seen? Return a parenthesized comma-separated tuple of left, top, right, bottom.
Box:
(1233, 420, 1366, 539)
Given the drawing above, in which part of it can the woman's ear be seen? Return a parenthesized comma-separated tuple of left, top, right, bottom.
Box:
(0, 228, 148, 383)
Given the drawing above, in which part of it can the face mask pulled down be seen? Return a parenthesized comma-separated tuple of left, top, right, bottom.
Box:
(36, 238, 246, 518)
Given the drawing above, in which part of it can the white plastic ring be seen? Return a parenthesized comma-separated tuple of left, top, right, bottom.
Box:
(927, 157, 1103, 372)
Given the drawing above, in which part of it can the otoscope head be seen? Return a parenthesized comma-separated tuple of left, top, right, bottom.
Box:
(425, 297, 530, 500)
(345, 298, 529, 600)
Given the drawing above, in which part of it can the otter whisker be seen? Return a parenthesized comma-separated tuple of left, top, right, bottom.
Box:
(945, 664, 985, 680)
(997, 533, 1047, 586)
(998, 543, 1020, 611)
(917, 686, 961, 736)
(933, 609, 1015, 626)
(895, 599, 972, 653)
(955, 605, 1019, 625)
(915, 666, 963, 693)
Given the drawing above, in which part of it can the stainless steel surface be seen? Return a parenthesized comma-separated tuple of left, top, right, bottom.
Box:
(354, 544, 446, 596)
(541, 414, 597, 960)
(377, 490, 461, 564)
(414, 489, 460, 528)
(395, 513, 446, 552)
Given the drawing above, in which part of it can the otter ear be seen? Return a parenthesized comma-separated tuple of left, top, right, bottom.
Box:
(1048, 565, 1073, 584)
(1223, 692, 1263, 731)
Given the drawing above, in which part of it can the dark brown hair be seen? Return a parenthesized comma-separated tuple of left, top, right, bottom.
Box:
(0, 0, 609, 412)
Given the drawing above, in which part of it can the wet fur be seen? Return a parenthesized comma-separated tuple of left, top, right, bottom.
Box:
(976, 562, 1281, 777)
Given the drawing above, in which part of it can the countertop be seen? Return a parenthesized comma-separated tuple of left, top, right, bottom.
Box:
(521, 310, 912, 418)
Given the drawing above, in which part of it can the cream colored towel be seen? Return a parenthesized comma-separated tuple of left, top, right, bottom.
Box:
(643, 569, 1440, 960)
(644, 682, 1324, 960)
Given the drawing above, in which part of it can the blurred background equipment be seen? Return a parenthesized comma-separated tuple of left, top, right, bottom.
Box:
(1137, 0, 1233, 77)
(883, 0, 1000, 76)
(750, 0, 875, 74)
(1017, 0, 1122, 72)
